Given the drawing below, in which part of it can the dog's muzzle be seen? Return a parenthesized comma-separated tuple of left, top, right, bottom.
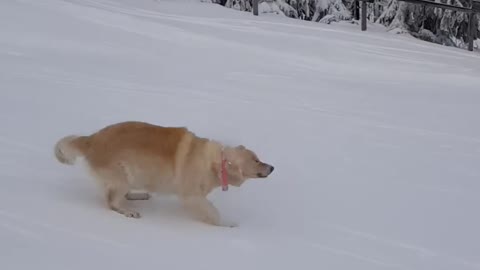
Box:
(257, 164, 274, 178)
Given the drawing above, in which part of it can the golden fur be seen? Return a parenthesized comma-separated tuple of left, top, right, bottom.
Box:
(54, 121, 274, 227)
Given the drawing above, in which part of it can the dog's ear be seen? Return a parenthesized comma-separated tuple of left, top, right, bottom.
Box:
(236, 145, 245, 150)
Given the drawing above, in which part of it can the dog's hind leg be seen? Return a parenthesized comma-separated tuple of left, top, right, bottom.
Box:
(91, 166, 141, 218)
(106, 186, 141, 218)
(125, 192, 151, 200)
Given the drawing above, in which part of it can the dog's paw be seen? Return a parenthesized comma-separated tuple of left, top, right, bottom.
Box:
(124, 211, 141, 218)
(220, 220, 238, 228)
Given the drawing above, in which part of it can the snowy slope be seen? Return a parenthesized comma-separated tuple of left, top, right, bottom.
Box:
(1, 0, 480, 269)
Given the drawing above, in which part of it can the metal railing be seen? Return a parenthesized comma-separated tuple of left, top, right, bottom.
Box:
(356, 0, 479, 51)
(252, 0, 478, 51)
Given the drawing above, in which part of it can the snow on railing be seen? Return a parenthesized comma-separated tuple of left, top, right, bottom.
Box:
(355, 0, 479, 51)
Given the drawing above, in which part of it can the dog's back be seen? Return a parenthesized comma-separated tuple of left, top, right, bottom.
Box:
(56, 121, 188, 166)
(85, 121, 187, 168)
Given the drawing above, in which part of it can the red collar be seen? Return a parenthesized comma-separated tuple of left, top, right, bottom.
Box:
(220, 150, 228, 191)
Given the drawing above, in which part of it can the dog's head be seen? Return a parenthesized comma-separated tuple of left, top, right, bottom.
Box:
(217, 145, 274, 187)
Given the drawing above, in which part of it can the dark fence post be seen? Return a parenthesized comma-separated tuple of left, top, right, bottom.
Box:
(468, 0, 474, 51)
(354, 0, 360, 20)
(468, 12, 475, 51)
(361, 1, 367, 31)
(253, 0, 259, 16)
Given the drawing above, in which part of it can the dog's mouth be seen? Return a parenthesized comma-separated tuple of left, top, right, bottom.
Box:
(257, 166, 274, 178)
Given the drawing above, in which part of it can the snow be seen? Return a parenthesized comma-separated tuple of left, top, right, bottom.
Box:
(1, 0, 480, 269)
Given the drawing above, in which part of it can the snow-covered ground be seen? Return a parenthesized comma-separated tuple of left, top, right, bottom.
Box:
(1, 0, 479, 269)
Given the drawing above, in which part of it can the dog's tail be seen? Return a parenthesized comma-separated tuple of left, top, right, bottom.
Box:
(54, 135, 90, 165)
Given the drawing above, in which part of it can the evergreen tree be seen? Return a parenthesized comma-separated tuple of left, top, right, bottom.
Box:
(376, 0, 479, 48)
(206, 0, 478, 49)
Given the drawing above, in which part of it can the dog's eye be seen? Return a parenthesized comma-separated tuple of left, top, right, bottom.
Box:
(254, 159, 260, 163)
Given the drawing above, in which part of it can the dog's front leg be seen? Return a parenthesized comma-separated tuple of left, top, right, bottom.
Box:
(181, 196, 236, 227)
(181, 196, 220, 225)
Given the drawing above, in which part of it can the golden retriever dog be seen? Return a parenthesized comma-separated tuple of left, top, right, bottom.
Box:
(54, 121, 274, 227)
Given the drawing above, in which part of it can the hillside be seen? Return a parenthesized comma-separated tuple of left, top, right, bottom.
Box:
(1, 0, 479, 269)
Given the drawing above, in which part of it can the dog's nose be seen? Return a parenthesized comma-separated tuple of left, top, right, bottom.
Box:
(270, 166, 274, 173)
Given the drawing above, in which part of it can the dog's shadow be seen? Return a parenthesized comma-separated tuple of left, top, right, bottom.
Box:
(57, 177, 244, 229)
(54, 176, 102, 207)
(131, 195, 188, 221)
(57, 178, 194, 224)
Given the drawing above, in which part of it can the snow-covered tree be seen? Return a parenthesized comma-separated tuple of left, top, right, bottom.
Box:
(205, 0, 478, 49)
(376, 0, 479, 48)
(312, 0, 352, 23)
(211, 0, 352, 22)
